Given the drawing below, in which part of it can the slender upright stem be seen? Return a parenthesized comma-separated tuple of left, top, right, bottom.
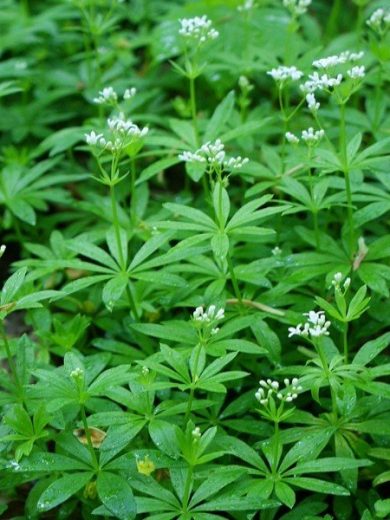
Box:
(130, 157, 137, 225)
(339, 103, 354, 257)
(343, 322, 349, 363)
(189, 76, 199, 146)
(110, 184, 125, 269)
(273, 421, 280, 471)
(80, 404, 99, 470)
(110, 184, 139, 320)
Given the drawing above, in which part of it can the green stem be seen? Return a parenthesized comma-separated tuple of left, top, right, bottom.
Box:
(343, 322, 349, 363)
(110, 184, 125, 269)
(339, 103, 354, 257)
(110, 184, 139, 320)
(226, 250, 243, 305)
(130, 157, 137, 225)
(80, 404, 99, 470)
(189, 76, 199, 146)
(273, 421, 280, 471)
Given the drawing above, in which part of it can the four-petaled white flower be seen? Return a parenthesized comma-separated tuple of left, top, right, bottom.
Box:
(93, 86, 118, 105)
(347, 66, 365, 79)
(255, 377, 302, 406)
(306, 93, 320, 111)
(301, 127, 324, 145)
(289, 310, 331, 339)
(179, 16, 219, 43)
(267, 65, 303, 82)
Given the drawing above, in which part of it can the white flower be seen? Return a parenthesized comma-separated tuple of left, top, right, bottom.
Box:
(289, 310, 331, 339)
(283, 0, 311, 16)
(367, 8, 390, 33)
(181, 139, 248, 171)
(93, 86, 118, 105)
(192, 305, 224, 323)
(267, 65, 303, 82)
(300, 72, 343, 93)
(306, 93, 320, 111)
(178, 151, 206, 163)
(344, 277, 351, 290)
(70, 367, 84, 379)
(272, 246, 282, 256)
(192, 427, 201, 439)
(347, 66, 365, 79)
(224, 156, 249, 169)
(285, 131, 300, 144)
(179, 16, 219, 43)
(255, 378, 301, 405)
(239, 75, 251, 89)
(85, 131, 103, 145)
(0, 244, 6, 258)
(124, 87, 137, 100)
(301, 127, 324, 145)
(312, 51, 363, 70)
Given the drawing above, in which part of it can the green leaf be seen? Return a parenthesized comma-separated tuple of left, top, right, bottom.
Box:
(286, 477, 349, 495)
(137, 157, 180, 185)
(106, 227, 128, 267)
(97, 472, 136, 520)
(353, 332, 390, 366)
(285, 457, 371, 475)
(129, 232, 174, 271)
(37, 472, 92, 511)
(204, 91, 235, 142)
(102, 274, 129, 309)
(148, 420, 180, 459)
(1, 267, 27, 305)
(88, 365, 131, 395)
(8, 198, 36, 225)
(275, 481, 295, 508)
(346, 285, 370, 320)
(211, 232, 229, 260)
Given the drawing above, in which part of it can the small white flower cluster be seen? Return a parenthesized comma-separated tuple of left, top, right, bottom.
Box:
(85, 113, 148, 153)
(7, 460, 21, 471)
(255, 378, 302, 405)
(302, 127, 325, 144)
(367, 8, 390, 34)
(300, 72, 343, 93)
(283, 0, 311, 16)
(239, 75, 253, 92)
(238, 0, 256, 11)
(347, 66, 365, 80)
(288, 310, 331, 338)
(124, 87, 137, 100)
(94, 86, 117, 105)
(331, 272, 351, 292)
(312, 51, 364, 69)
(70, 367, 84, 379)
(93, 86, 137, 105)
(179, 16, 219, 43)
(192, 426, 201, 439)
(285, 127, 324, 145)
(179, 139, 249, 171)
(193, 305, 224, 335)
(306, 92, 320, 111)
(267, 65, 304, 82)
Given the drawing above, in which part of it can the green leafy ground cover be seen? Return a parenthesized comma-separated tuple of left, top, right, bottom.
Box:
(1, 0, 390, 518)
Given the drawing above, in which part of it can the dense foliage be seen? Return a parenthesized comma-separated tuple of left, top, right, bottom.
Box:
(1, 0, 390, 518)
